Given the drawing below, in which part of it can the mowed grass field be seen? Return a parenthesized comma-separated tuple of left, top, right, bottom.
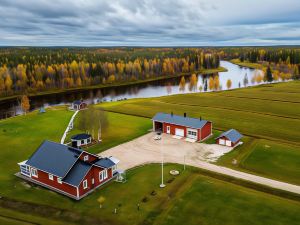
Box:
(1, 104, 300, 224)
(99, 81, 300, 184)
(66, 111, 152, 154)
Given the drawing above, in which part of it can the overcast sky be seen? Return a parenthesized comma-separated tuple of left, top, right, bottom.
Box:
(0, 0, 299, 46)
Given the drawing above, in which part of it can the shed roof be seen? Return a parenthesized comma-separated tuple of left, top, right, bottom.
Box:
(63, 161, 92, 186)
(73, 100, 82, 105)
(26, 141, 82, 178)
(216, 129, 243, 143)
(152, 112, 208, 129)
(71, 133, 91, 140)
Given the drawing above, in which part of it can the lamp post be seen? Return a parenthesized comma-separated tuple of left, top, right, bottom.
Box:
(159, 134, 165, 188)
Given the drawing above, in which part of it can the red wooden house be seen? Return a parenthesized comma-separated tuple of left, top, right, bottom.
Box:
(17, 141, 119, 200)
(152, 112, 212, 141)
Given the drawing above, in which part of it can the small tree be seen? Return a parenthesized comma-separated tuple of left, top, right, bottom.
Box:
(243, 73, 249, 87)
(21, 95, 30, 114)
(179, 76, 185, 91)
(266, 66, 273, 82)
(189, 73, 197, 91)
(226, 79, 232, 89)
(208, 76, 214, 90)
(97, 196, 105, 209)
(199, 85, 203, 92)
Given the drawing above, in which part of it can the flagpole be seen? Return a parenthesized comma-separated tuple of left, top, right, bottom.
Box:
(160, 134, 165, 188)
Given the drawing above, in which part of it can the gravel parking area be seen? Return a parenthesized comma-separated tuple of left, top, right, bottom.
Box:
(100, 132, 232, 170)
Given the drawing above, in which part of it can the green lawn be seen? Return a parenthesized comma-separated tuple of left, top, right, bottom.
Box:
(157, 171, 300, 225)
(98, 81, 300, 184)
(0, 82, 299, 224)
(66, 110, 152, 154)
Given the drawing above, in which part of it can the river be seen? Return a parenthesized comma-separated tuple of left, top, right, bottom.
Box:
(0, 61, 264, 119)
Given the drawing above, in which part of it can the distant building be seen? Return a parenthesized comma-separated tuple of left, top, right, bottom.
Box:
(71, 133, 92, 148)
(71, 100, 87, 111)
(39, 107, 46, 113)
(215, 129, 243, 147)
(17, 141, 119, 200)
(152, 112, 212, 141)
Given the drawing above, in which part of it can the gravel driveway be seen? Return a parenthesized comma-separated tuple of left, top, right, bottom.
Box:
(99, 132, 300, 195)
(100, 132, 232, 169)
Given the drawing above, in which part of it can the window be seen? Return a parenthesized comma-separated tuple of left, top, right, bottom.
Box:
(57, 177, 62, 184)
(188, 131, 197, 136)
(99, 169, 108, 182)
(83, 180, 88, 189)
(48, 174, 53, 180)
(83, 155, 89, 161)
(31, 168, 38, 178)
(20, 165, 30, 177)
(81, 140, 84, 144)
(87, 138, 91, 144)
(112, 165, 117, 173)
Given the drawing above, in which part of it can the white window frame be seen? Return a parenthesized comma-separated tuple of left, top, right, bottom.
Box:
(83, 179, 88, 189)
(83, 155, 89, 161)
(57, 177, 62, 184)
(99, 169, 108, 182)
(31, 168, 38, 178)
(48, 174, 53, 180)
(99, 171, 104, 181)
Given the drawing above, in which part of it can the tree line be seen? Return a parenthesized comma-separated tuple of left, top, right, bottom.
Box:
(0, 48, 221, 97)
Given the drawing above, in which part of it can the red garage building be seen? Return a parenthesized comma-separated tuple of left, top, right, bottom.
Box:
(215, 129, 243, 147)
(152, 112, 212, 141)
(17, 141, 119, 200)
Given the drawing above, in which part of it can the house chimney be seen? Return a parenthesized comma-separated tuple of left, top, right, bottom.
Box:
(200, 116, 202, 121)
(171, 111, 173, 117)
(184, 112, 186, 117)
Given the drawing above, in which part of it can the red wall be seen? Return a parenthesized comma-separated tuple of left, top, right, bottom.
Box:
(216, 137, 239, 147)
(163, 122, 187, 137)
(199, 122, 212, 141)
(162, 121, 212, 141)
(79, 152, 98, 163)
(31, 168, 77, 197)
(78, 166, 113, 197)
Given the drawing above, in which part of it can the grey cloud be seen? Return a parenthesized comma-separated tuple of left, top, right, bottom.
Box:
(0, 0, 299, 46)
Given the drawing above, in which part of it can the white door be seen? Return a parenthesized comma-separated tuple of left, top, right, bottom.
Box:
(187, 128, 198, 140)
(219, 139, 225, 145)
(226, 140, 232, 146)
(175, 128, 184, 137)
(166, 126, 170, 134)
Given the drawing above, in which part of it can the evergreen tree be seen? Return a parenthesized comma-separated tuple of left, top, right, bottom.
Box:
(266, 66, 273, 82)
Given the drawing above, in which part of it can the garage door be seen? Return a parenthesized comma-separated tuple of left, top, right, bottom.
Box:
(226, 140, 232, 146)
(219, 139, 225, 145)
(175, 128, 184, 137)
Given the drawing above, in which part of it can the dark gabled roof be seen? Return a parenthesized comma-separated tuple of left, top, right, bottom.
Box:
(94, 158, 115, 168)
(216, 129, 243, 143)
(73, 100, 83, 105)
(26, 141, 82, 178)
(71, 133, 91, 140)
(63, 161, 92, 186)
(152, 112, 209, 129)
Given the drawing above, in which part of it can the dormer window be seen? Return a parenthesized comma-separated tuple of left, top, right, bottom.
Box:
(84, 155, 89, 161)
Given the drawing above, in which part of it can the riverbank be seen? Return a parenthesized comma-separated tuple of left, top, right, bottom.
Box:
(230, 59, 263, 69)
(0, 66, 227, 102)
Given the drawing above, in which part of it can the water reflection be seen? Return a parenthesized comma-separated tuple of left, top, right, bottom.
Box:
(0, 61, 269, 119)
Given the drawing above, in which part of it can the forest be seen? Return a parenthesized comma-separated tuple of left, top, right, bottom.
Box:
(0, 48, 220, 97)
(0, 47, 299, 98)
